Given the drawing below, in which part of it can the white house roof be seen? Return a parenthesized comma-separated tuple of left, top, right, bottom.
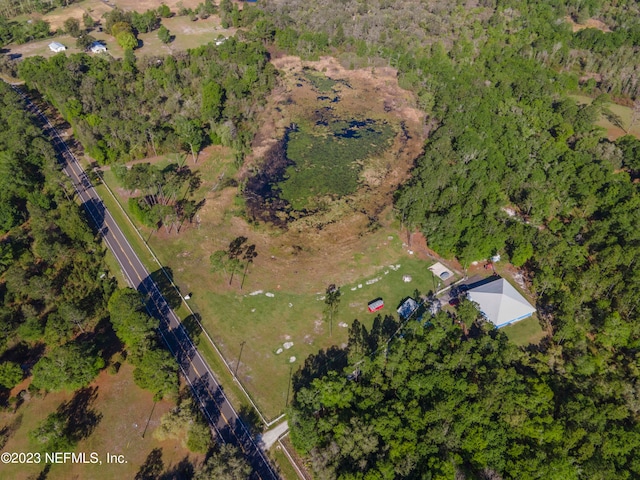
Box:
(90, 42, 107, 52)
(466, 278, 535, 328)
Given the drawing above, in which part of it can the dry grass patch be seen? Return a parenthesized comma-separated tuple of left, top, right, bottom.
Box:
(0, 364, 202, 480)
(571, 94, 640, 140)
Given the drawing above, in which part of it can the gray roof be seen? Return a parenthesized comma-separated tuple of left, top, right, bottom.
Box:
(466, 278, 535, 327)
(397, 298, 419, 319)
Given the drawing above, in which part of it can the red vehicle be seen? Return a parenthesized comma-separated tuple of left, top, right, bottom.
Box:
(368, 299, 384, 312)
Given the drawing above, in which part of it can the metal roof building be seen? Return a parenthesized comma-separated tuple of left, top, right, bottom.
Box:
(466, 277, 535, 328)
(48, 42, 66, 52)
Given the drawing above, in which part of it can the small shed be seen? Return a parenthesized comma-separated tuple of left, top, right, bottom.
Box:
(367, 298, 384, 313)
(397, 298, 419, 320)
(48, 42, 66, 53)
(90, 42, 107, 53)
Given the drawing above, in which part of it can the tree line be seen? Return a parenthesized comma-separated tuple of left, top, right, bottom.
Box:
(0, 83, 237, 477)
(17, 37, 276, 165)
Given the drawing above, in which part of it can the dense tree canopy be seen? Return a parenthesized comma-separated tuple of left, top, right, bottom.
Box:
(291, 308, 640, 479)
(0, 82, 112, 378)
(108, 288, 178, 400)
(267, 1, 640, 478)
(18, 38, 276, 164)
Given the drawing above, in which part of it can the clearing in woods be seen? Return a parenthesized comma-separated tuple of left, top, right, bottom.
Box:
(99, 55, 430, 419)
(4, 0, 233, 60)
(0, 363, 203, 480)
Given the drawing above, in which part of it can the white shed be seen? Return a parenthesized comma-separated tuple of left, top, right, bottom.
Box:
(90, 42, 107, 53)
(48, 42, 66, 53)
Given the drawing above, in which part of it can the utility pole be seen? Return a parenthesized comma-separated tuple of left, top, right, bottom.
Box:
(141, 401, 157, 438)
(235, 340, 246, 377)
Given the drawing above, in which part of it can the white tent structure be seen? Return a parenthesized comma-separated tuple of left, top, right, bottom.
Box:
(466, 278, 535, 328)
(90, 42, 107, 53)
(48, 42, 66, 53)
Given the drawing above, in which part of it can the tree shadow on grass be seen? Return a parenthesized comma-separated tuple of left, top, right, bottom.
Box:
(0, 413, 22, 450)
(292, 345, 348, 393)
(35, 464, 51, 480)
(57, 386, 103, 443)
(147, 267, 183, 311)
(159, 456, 194, 479)
(135, 448, 164, 480)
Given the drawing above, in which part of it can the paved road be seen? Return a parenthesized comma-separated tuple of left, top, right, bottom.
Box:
(258, 421, 289, 451)
(11, 85, 279, 480)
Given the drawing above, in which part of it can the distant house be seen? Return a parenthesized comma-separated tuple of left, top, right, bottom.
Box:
(466, 277, 535, 328)
(367, 298, 384, 313)
(48, 42, 66, 53)
(90, 42, 107, 53)
(397, 298, 419, 320)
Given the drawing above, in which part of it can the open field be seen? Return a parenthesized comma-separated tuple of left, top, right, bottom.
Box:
(91, 54, 546, 420)
(571, 94, 640, 140)
(93, 57, 433, 418)
(4, 3, 234, 61)
(0, 364, 202, 480)
(502, 315, 546, 346)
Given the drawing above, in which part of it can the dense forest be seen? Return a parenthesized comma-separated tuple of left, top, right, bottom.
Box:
(262, 0, 640, 478)
(18, 37, 276, 164)
(0, 81, 111, 367)
(3, 0, 640, 477)
(0, 78, 185, 450)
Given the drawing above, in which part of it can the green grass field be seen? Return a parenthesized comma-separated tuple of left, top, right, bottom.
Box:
(96, 165, 440, 419)
(157, 251, 438, 419)
(502, 315, 546, 346)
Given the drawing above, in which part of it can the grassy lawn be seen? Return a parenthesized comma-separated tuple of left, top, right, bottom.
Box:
(97, 155, 439, 420)
(163, 252, 436, 419)
(502, 315, 546, 346)
(269, 441, 301, 480)
(0, 364, 201, 480)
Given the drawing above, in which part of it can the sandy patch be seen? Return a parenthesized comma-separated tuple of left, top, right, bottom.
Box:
(565, 16, 611, 33)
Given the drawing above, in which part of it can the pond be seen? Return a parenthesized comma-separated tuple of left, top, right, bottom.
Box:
(244, 116, 395, 225)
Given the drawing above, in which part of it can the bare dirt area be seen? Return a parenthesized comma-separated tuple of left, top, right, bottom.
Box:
(565, 16, 612, 33)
